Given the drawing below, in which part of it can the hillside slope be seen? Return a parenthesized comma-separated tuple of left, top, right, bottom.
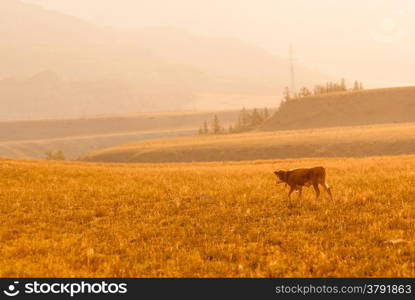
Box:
(82, 122, 415, 163)
(0, 110, 240, 159)
(261, 87, 415, 131)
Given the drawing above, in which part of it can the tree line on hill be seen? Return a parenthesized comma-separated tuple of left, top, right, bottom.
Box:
(45, 150, 66, 161)
(198, 80, 364, 136)
(198, 108, 271, 135)
(283, 79, 364, 101)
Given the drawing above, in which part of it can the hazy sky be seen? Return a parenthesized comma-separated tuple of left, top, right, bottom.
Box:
(22, 0, 415, 87)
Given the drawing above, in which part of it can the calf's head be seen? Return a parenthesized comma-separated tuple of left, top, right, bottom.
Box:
(274, 170, 287, 184)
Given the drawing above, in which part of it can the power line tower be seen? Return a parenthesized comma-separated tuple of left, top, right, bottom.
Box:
(289, 44, 296, 97)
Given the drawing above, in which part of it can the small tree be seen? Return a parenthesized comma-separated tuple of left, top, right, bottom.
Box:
(45, 150, 66, 161)
(263, 107, 270, 120)
(353, 80, 360, 90)
(212, 115, 223, 134)
(340, 78, 346, 91)
(298, 87, 312, 98)
(251, 108, 263, 127)
(240, 108, 251, 129)
(202, 120, 209, 134)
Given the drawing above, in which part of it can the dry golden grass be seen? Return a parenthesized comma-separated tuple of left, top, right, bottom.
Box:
(1, 155, 414, 277)
(83, 122, 415, 163)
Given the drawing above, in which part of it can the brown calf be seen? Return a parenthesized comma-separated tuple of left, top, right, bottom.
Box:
(274, 166, 333, 201)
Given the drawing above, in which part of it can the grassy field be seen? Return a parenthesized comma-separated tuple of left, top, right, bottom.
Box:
(1, 155, 414, 277)
(82, 122, 415, 163)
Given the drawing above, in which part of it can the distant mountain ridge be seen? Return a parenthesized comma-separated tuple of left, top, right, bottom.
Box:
(0, 0, 330, 119)
(0, 72, 191, 119)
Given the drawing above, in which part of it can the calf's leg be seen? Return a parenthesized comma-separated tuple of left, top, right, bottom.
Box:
(298, 187, 303, 200)
(313, 183, 320, 199)
(288, 186, 294, 201)
(321, 183, 333, 201)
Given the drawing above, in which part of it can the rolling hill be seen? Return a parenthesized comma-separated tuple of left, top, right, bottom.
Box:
(81, 122, 415, 163)
(80, 86, 415, 163)
(261, 86, 415, 131)
(0, 110, 241, 159)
